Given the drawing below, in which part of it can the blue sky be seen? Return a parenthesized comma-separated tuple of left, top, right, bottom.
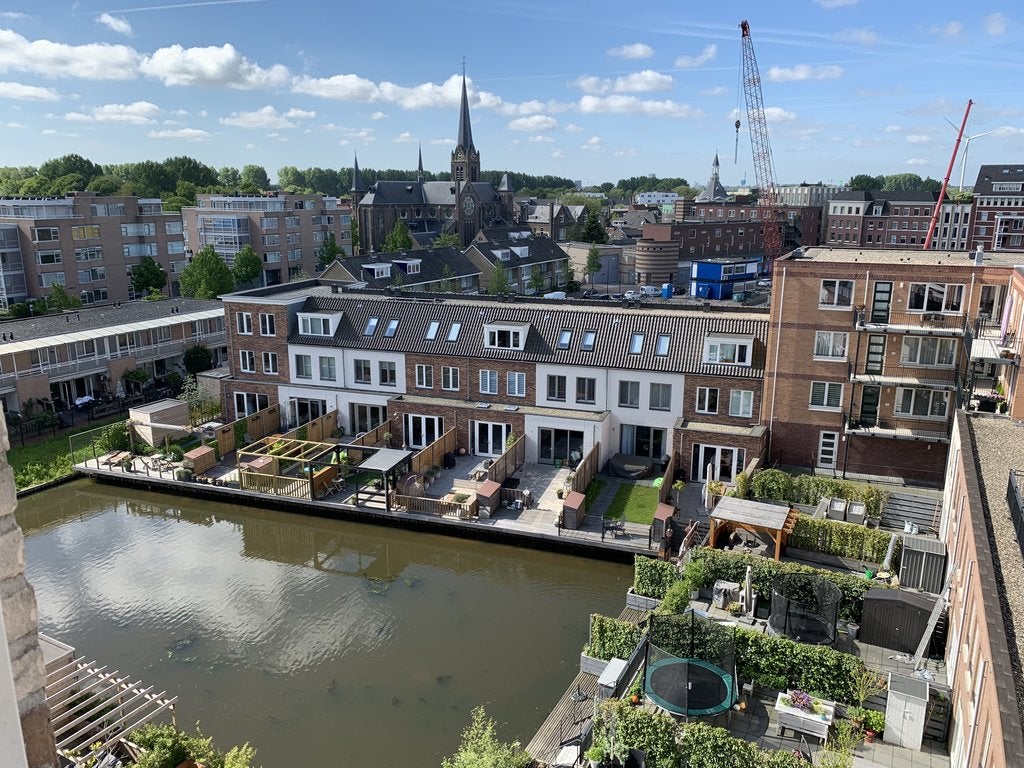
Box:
(1, 1, 1022, 189)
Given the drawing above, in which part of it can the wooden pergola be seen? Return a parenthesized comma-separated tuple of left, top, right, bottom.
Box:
(708, 497, 799, 562)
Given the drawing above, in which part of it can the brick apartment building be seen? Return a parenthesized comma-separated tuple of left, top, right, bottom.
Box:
(764, 246, 1023, 483)
(0, 297, 225, 416)
(0, 192, 185, 308)
(970, 164, 1024, 254)
(219, 283, 770, 482)
(824, 190, 974, 251)
(180, 193, 351, 287)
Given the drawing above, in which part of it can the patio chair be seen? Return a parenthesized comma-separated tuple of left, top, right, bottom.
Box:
(330, 476, 347, 495)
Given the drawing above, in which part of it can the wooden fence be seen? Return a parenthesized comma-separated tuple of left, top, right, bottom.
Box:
(393, 493, 477, 519)
(279, 410, 339, 443)
(238, 470, 309, 500)
(487, 434, 525, 484)
(658, 453, 676, 505)
(217, 403, 283, 456)
(569, 442, 601, 495)
(411, 428, 457, 475)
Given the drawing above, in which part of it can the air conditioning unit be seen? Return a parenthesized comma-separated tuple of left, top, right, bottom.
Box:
(922, 313, 943, 323)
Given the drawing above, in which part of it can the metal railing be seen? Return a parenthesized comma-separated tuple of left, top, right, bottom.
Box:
(845, 412, 952, 441)
(857, 309, 968, 333)
(1008, 471, 1024, 561)
(848, 361, 961, 388)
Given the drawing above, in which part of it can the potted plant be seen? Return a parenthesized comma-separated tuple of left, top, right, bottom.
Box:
(556, 487, 565, 499)
(584, 735, 607, 768)
(862, 709, 885, 743)
(120, 454, 134, 472)
(727, 600, 743, 617)
(672, 478, 686, 508)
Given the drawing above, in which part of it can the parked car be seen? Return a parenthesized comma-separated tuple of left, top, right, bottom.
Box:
(588, 293, 611, 301)
(623, 290, 641, 301)
(757, 278, 772, 288)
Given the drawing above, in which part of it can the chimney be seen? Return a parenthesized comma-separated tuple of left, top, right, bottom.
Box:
(331, 283, 339, 294)
(974, 244, 984, 266)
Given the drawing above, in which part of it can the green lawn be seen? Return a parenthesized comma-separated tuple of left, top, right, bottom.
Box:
(7, 415, 127, 489)
(604, 483, 660, 524)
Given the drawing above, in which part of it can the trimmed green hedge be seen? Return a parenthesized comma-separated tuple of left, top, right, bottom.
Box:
(789, 516, 897, 565)
(584, 614, 642, 660)
(689, 547, 877, 623)
(632, 555, 682, 598)
(751, 468, 888, 517)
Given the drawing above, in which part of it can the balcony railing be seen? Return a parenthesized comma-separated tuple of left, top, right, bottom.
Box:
(844, 411, 952, 443)
(848, 361, 961, 389)
(1009, 471, 1024, 560)
(856, 309, 967, 334)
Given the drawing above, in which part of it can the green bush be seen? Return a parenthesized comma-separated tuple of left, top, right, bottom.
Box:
(690, 547, 877, 623)
(234, 418, 248, 449)
(789, 517, 895, 564)
(678, 722, 758, 767)
(584, 614, 642, 660)
(597, 699, 682, 767)
(95, 421, 131, 454)
(750, 469, 888, 517)
(861, 708, 886, 733)
(633, 555, 682, 598)
(750, 469, 795, 501)
(658, 580, 693, 615)
(129, 722, 256, 768)
(733, 470, 752, 499)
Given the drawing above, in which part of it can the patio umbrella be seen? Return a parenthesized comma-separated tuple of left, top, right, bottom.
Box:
(743, 565, 753, 615)
(115, 380, 125, 399)
(702, 462, 715, 509)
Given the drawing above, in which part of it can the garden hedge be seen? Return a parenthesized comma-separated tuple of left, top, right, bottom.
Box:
(750, 468, 888, 518)
(585, 614, 642, 661)
(788, 516, 898, 565)
(632, 555, 681, 599)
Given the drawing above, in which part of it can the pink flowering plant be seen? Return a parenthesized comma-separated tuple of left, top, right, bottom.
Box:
(787, 690, 814, 712)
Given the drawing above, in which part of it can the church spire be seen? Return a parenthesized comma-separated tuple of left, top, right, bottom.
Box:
(456, 74, 475, 153)
(417, 143, 424, 183)
(350, 152, 363, 194)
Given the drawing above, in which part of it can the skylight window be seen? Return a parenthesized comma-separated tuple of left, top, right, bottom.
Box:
(364, 317, 379, 336)
(655, 334, 670, 356)
(581, 330, 596, 351)
(447, 322, 462, 342)
(629, 333, 644, 354)
(557, 329, 572, 349)
(384, 319, 399, 337)
(425, 320, 441, 340)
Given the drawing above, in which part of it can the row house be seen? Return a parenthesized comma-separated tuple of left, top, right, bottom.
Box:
(825, 190, 973, 251)
(319, 246, 482, 294)
(514, 200, 588, 241)
(465, 229, 570, 295)
(0, 297, 225, 415)
(764, 246, 1021, 483)
(180, 193, 351, 286)
(971, 164, 1024, 254)
(0, 192, 185, 308)
(220, 283, 769, 484)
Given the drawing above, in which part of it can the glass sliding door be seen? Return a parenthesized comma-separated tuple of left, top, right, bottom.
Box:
(537, 428, 585, 464)
(403, 414, 443, 450)
(472, 420, 510, 457)
(690, 444, 745, 483)
(619, 425, 665, 458)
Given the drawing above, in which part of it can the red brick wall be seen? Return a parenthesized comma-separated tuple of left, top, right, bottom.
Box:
(387, 399, 525, 453)
(403, 351, 536, 406)
(682, 373, 763, 425)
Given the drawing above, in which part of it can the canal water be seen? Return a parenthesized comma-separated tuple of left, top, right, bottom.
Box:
(17, 480, 631, 767)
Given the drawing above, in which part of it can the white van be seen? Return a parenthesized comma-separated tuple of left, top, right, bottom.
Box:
(542, 291, 567, 300)
(639, 285, 661, 297)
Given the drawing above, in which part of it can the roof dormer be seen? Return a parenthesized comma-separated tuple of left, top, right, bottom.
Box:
(483, 321, 530, 351)
(297, 311, 342, 337)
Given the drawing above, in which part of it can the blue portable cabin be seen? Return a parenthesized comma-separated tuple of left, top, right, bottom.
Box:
(689, 255, 763, 300)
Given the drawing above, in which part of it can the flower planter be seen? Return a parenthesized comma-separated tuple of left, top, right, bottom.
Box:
(626, 587, 662, 612)
(580, 653, 609, 677)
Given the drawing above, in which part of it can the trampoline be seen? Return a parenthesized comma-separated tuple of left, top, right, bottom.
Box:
(766, 572, 841, 646)
(644, 609, 739, 718)
(645, 657, 736, 717)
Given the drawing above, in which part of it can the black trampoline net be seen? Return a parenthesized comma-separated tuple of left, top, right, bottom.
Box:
(766, 572, 841, 646)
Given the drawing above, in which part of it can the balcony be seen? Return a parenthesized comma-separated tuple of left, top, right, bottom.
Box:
(968, 319, 1020, 366)
(856, 309, 966, 335)
(844, 412, 952, 443)
(849, 362, 960, 390)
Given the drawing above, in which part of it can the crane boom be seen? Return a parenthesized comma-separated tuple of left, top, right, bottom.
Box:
(740, 20, 783, 273)
(923, 99, 972, 251)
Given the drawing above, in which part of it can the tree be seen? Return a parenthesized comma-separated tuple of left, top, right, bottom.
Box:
(431, 232, 461, 249)
(179, 245, 235, 299)
(131, 255, 167, 295)
(240, 164, 270, 191)
(277, 165, 306, 191)
(350, 215, 360, 254)
(37, 154, 102, 185)
(317, 232, 344, 268)
(86, 174, 124, 195)
(218, 166, 241, 188)
(585, 245, 603, 285)
(848, 174, 882, 192)
(162, 155, 218, 188)
(382, 220, 414, 252)
(881, 173, 926, 192)
(487, 262, 512, 295)
(183, 344, 214, 375)
(47, 284, 80, 311)
(438, 263, 455, 292)
(528, 266, 545, 294)
(580, 209, 608, 244)
(232, 245, 262, 288)
(125, 161, 173, 198)
(441, 706, 530, 768)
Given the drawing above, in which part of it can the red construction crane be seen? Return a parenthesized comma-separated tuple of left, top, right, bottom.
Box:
(923, 99, 972, 251)
(739, 20, 783, 274)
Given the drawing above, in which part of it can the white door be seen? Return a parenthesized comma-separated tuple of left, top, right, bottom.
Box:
(948, 702, 966, 768)
(817, 431, 839, 470)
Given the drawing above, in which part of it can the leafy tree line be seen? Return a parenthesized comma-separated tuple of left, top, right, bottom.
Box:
(847, 172, 943, 194)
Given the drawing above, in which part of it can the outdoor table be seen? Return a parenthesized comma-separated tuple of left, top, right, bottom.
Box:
(774, 692, 834, 744)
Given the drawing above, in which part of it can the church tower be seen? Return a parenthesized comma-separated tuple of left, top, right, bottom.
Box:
(451, 75, 480, 186)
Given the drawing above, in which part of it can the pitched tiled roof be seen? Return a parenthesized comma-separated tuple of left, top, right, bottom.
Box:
(328, 247, 481, 288)
(288, 293, 768, 377)
(974, 164, 1024, 195)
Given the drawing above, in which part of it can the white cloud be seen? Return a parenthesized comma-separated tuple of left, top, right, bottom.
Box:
(96, 13, 131, 36)
(430, 138, 455, 145)
(579, 94, 700, 118)
(369, 110, 387, 120)
(0, 29, 140, 80)
(565, 123, 582, 133)
(814, 0, 857, 7)
(0, 12, 28, 19)
(5, 121, 26, 128)
(984, 12, 1008, 36)
(614, 148, 638, 158)
(701, 86, 728, 96)
(764, 107, 797, 122)
(835, 27, 877, 45)
(767, 64, 843, 82)
(551, 148, 565, 159)
(508, 115, 557, 132)
(0, 81, 59, 101)
(906, 158, 928, 166)
(607, 43, 654, 59)
(906, 134, 931, 144)
(614, 70, 673, 93)
(141, 44, 289, 89)
(580, 136, 603, 152)
(674, 44, 717, 69)
(149, 127, 211, 141)
(245, 142, 255, 149)
(393, 131, 416, 143)
(528, 135, 553, 143)
(41, 128, 78, 137)
(930, 20, 963, 37)
(65, 101, 160, 124)
(884, 124, 902, 132)
(220, 105, 313, 129)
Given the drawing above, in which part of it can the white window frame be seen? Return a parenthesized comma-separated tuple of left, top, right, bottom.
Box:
(294, 354, 312, 379)
(507, 371, 526, 397)
(729, 389, 753, 417)
(907, 282, 965, 314)
(819, 279, 854, 309)
(319, 356, 336, 382)
(258, 312, 275, 336)
(696, 387, 719, 415)
(704, 338, 751, 366)
(236, 311, 253, 335)
(813, 330, 848, 360)
(416, 364, 434, 388)
(300, 316, 331, 336)
(262, 351, 278, 374)
(353, 358, 371, 384)
(238, 349, 255, 373)
(650, 382, 672, 411)
(479, 369, 498, 395)
(901, 337, 957, 367)
(809, 381, 843, 411)
(441, 366, 460, 391)
(895, 387, 949, 420)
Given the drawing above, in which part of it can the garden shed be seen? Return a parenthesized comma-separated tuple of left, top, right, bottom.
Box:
(129, 398, 189, 447)
(859, 588, 942, 655)
(899, 535, 947, 594)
